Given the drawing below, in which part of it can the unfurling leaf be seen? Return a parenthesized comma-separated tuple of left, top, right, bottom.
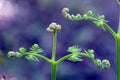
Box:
(62, 8, 108, 31)
(25, 55, 39, 62)
(68, 53, 83, 62)
(101, 59, 110, 69)
(30, 44, 43, 53)
(67, 45, 110, 69)
(19, 47, 26, 53)
(8, 51, 22, 59)
(95, 59, 110, 70)
(8, 44, 43, 62)
(67, 46, 81, 53)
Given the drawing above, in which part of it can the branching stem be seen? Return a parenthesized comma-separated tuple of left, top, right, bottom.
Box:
(24, 53, 51, 63)
(90, 18, 117, 38)
(56, 54, 72, 64)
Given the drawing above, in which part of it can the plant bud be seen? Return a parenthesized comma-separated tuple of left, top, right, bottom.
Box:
(87, 11, 93, 16)
(102, 59, 110, 69)
(47, 22, 61, 32)
(8, 51, 17, 59)
(62, 8, 69, 15)
(19, 47, 26, 53)
(96, 59, 102, 69)
(8, 51, 22, 59)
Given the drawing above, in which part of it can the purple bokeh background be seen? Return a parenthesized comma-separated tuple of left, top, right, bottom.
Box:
(0, 0, 119, 80)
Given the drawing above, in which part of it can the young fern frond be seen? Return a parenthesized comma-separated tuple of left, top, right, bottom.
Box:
(8, 44, 47, 62)
(62, 8, 107, 30)
(67, 46, 110, 70)
(62, 8, 116, 38)
(7, 21, 112, 80)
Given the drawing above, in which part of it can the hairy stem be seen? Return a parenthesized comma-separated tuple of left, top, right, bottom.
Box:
(51, 63, 57, 80)
(51, 32, 57, 61)
(115, 34, 120, 80)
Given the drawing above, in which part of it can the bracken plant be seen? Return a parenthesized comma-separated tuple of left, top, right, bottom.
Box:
(7, 1, 120, 80)
(8, 8, 112, 80)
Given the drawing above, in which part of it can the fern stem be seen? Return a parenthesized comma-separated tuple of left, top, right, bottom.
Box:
(51, 32, 57, 61)
(115, 35, 120, 80)
(51, 63, 57, 80)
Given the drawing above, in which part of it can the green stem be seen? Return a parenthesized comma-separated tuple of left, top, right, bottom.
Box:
(34, 54, 52, 63)
(51, 32, 57, 80)
(118, 26, 120, 34)
(51, 32, 57, 61)
(115, 34, 120, 80)
(56, 53, 91, 65)
(51, 63, 57, 80)
(91, 18, 117, 38)
(56, 54, 72, 64)
(104, 23, 117, 38)
(117, 4, 120, 80)
(25, 53, 51, 64)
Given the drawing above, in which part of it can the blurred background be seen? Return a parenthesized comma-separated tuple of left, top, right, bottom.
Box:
(0, 0, 119, 80)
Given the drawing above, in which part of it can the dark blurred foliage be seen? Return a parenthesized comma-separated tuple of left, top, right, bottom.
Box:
(0, 0, 118, 80)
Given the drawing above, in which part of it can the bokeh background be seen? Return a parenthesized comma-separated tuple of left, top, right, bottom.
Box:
(0, 0, 119, 80)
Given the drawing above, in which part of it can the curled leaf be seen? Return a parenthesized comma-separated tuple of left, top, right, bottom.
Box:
(67, 46, 81, 53)
(8, 51, 22, 59)
(62, 8, 108, 31)
(30, 44, 43, 53)
(19, 47, 26, 53)
(31, 44, 40, 50)
(46, 23, 62, 32)
(8, 44, 44, 62)
(85, 49, 94, 58)
(67, 46, 88, 62)
(95, 59, 110, 70)
(86, 11, 94, 16)
(67, 45, 110, 70)
(68, 52, 83, 62)
(95, 59, 102, 69)
(101, 59, 110, 69)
